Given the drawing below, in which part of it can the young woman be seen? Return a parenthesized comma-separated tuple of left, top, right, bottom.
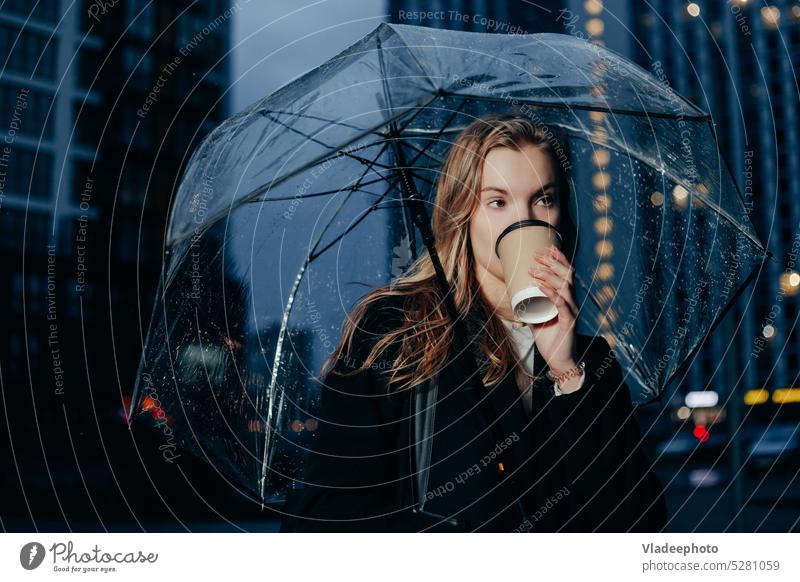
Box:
(280, 113, 668, 532)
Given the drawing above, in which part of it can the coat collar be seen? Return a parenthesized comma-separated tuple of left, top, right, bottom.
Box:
(460, 299, 492, 381)
(459, 299, 551, 384)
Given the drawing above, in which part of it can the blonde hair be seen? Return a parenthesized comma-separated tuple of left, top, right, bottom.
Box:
(319, 113, 572, 394)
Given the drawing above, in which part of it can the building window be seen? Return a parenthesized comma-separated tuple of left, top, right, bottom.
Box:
(0, 82, 54, 139)
(122, 47, 154, 91)
(113, 218, 140, 262)
(76, 45, 104, 91)
(118, 113, 150, 150)
(74, 101, 105, 147)
(0, 24, 58, 80)
(72, 160, 95, 204)
(125, 0, 156, 40)
(0, 0, 60, 24)
(77, 0, 114, 35)
(118, 158, 150, 207)
(5, 146, 53, 199)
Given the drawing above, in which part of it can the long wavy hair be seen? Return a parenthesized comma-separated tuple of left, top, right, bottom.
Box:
(319, 113, 576, 394)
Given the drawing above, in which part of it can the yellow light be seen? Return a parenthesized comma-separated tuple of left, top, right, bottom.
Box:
(672, 184, 689, 201)
(592, 149, 610, 167)
(762, 324, 775, 339)
(594, 216, 613, 235)
(598, 285, 616, 304)
(595, 239, 613, 258)
(590, 84, 606, 97)
(592, 61, 608, 76)
(772, 388, 800, 404)
(585, 0, 603, 15)
(589, 110, 607, 122)
(593, 194, 611, 212)
(761, 6, 781, 28)
(592, 126, 609, 144)
(596, 262, 614, 281)
(592, 171, 611, 189)
(672, 184, 689, 209)
(603, 332, 616, 349)
(687, 3, 701, 17)
(585, 18, 605, 36)
(597, 308, 617, 325)
(743, 389, 769, 405)
(677, 406, 691, 420)
(650, 191, 664, 206)
(780, 271, 800, 296)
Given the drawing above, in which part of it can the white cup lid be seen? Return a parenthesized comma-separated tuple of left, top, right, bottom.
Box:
(510, 286, 559, 324)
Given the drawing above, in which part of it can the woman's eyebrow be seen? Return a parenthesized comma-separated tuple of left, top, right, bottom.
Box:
(480, 181, 556, 196)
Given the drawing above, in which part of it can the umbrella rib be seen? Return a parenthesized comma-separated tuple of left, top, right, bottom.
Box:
(259, 114, 428, 498)
(701, 117, 770, 256)
(379, 28, 439, 95)
(397, 139, 446, 165)
(306, 101, 466, 258)
(449, 91, 710, 121)
(566, 107, 765, 256)
(259, 130, 403, 498)
(307, 172, 411, 261)
(260, 107, 453, 484)
(304, 97, 441, 259)
(260, 111, 399, 171)
(640, 160, 766, 255)
(258, 108, 369, 133)
(308, 105, 458, 261)
(168, 93, 442, 247)
(243, 176, 392, 204)
(246, 94, 454, 497)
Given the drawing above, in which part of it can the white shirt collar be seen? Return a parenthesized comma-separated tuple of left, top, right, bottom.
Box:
(499, 316, 531, 334)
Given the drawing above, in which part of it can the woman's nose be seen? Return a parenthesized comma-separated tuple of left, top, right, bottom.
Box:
(513, 205, 537, 222)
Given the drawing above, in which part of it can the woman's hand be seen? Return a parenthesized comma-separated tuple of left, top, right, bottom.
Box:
(527, 245, 580, 374)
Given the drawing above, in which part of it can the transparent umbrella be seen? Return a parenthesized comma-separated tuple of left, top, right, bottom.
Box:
(128, 23, 770, 505)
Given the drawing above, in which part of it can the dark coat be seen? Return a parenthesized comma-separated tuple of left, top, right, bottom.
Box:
(280, 294, 668, 532)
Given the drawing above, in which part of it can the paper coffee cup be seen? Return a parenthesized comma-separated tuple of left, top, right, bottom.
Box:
(494, 219, 563, 325)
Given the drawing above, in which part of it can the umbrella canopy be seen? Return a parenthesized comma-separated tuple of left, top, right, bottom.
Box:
(129, 23, 769, 504)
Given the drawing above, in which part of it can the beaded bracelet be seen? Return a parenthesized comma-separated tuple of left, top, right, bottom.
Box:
(546, 360, 586, 385)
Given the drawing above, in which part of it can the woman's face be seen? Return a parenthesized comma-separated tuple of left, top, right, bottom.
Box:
(469, 143, 560, 282)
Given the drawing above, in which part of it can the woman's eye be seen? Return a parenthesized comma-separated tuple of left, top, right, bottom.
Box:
(488, 199, 504, 208)
(535, 196, 554, 206)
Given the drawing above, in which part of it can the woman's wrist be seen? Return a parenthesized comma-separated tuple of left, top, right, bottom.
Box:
(546, 360, 586, 395)
(547, 359, 578, 375)
(555, 369, 585, 394)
